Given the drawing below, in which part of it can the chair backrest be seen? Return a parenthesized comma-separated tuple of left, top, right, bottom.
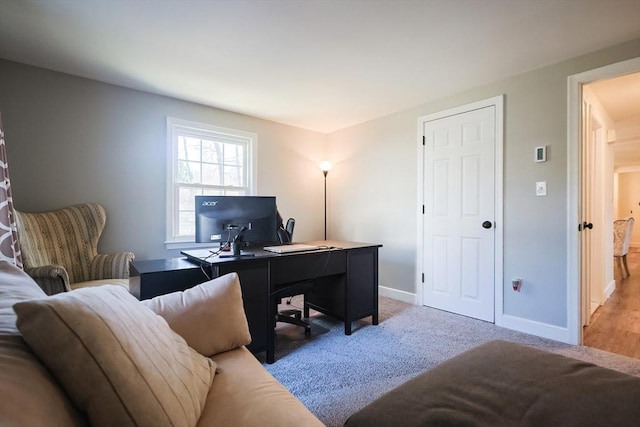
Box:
(613, 217, 634, 257)
(277, 218, 295, 244)
(15, 203, 106, 284)
(285, 218, 295, 239)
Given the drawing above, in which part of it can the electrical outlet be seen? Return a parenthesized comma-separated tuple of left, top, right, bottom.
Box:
(536, 181, 547, 196)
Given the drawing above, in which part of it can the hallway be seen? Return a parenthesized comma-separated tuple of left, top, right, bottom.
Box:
(584, 248, 640, 359)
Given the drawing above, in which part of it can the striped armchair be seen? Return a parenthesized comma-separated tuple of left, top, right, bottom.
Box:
(15, 203, 135, 295)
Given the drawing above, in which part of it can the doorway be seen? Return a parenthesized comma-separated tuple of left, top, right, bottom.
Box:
(567, 58, 640, 349)
(417, 96, 504, 322)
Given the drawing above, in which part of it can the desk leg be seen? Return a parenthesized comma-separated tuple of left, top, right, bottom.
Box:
(266, 346, 275, 364)
(267, 299, 276, 364)
(345, 322, 352, 335)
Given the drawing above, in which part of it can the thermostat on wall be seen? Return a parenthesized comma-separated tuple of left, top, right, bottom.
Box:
(535, 146, 547, 162)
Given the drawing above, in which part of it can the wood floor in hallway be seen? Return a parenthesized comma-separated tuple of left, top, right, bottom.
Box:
(584, 248, 640, 359)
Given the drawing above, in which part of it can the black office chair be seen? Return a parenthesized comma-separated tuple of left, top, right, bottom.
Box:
(277, 217, 295, 244)
(274, 216, 311, 336)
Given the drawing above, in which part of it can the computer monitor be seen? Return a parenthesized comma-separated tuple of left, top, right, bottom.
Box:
(195, 195, 279, 246)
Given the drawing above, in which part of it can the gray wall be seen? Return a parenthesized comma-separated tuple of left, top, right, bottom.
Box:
(0, 59, 327, 261)
(326, 38, 640, 329)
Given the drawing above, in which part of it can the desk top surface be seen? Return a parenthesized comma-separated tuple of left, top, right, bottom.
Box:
(131, 240, 381, 274)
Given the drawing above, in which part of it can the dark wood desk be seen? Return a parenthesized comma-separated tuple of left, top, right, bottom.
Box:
(129, 240, 381, 363)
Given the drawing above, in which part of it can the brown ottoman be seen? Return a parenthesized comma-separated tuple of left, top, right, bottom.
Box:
(344, 340, 640, 426)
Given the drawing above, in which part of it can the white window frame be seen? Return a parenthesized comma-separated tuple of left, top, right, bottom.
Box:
(165, 117, 257, 249)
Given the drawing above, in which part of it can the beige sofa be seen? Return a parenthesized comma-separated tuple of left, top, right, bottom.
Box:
(0, 261, 323, 426)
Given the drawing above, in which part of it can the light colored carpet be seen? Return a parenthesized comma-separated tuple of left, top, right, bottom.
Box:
(260, 296, 640, 427)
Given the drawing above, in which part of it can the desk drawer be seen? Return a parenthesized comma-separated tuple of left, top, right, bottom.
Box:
(213, 260, 269, 299)
(269, 250, 346, 285)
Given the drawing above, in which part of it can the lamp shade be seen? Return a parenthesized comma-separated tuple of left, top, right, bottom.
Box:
(319, 161, 332, 173)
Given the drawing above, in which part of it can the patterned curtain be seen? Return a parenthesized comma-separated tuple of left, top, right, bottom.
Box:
(0, 113, 22, 268)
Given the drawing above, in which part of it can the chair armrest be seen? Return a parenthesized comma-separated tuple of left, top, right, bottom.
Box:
(24, 266, 71, 295)
(90, 252, 135, 280)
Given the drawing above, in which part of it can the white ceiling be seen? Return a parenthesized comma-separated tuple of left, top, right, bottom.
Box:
(0, 0, 639, 133)
(589, 72, 640, 123)
(588, 72, 640, 168)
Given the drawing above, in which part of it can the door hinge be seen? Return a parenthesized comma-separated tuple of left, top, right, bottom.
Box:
(422, 205, 425, 214)
(422, 135, 425, 146)
(421, 273, 424, 283)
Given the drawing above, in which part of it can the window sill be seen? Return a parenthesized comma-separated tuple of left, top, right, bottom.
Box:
(165, 241, 218, 251)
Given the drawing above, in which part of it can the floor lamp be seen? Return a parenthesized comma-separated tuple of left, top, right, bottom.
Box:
(319, 161, 332, 240)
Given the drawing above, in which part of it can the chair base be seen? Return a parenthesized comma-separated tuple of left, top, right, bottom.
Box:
(276, 309, 311, 336)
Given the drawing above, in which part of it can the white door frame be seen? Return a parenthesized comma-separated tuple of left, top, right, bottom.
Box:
(416, 95, 504, 321)
(566, 57, 640, 345)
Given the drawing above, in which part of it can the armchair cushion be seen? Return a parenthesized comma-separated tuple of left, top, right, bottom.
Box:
(13, 285, 216, 427)
(142, 272, 252, 356)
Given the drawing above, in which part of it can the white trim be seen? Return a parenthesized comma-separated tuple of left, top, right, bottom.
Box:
(566, 57, 640, 345)
(415, 118, 425, 307)
(165, 117, 258, 248)
(604, 279, 616, 300)
(500, 314, 571, 343)
(615, 165, 640, 173)
(416, 95, 504, 323)
(494, 96, 505, 328)
(379, 286, 418, 305)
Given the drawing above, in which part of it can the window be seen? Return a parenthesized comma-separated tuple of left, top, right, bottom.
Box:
(166, 117, 256, 247)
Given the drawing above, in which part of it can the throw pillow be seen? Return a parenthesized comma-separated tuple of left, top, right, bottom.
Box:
(13, 285, 215, 427)
(142, 272, 251, 356)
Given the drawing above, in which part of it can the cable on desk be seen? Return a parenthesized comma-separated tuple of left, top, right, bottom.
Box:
(198, 230, 233, 280)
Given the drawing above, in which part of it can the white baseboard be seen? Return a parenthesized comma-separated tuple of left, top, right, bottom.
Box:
(379, 285, 418, 304)
(495, 313, 572, 344)
(604, 279, 616, 299)
(381, 287, 573, 344)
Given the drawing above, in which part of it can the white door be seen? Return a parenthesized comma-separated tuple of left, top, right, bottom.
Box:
(421, 105, 496, 322)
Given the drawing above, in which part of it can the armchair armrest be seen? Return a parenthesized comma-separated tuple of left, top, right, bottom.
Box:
(24, 266, 71, 295)
(89, 252, 135, 280)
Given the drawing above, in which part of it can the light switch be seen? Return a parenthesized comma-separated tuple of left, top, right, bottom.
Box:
(536, 181, 547, 196)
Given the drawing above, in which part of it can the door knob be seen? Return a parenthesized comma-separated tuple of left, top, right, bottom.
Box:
(582, 222, 593, 230)
(482, 221, 493, 229)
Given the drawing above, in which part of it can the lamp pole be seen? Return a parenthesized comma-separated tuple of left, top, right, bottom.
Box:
(319, 161, 332, 241)
(323, 170, 328, 240)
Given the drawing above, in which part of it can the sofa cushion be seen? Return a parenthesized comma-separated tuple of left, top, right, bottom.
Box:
(0, 261, 86, 426)
(0, 260, 46, 334)
(344, 340, 640, 427)
(142, 272, 251, 356)
(200, 346, 324, 427)
(14, 284, 216, 427)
